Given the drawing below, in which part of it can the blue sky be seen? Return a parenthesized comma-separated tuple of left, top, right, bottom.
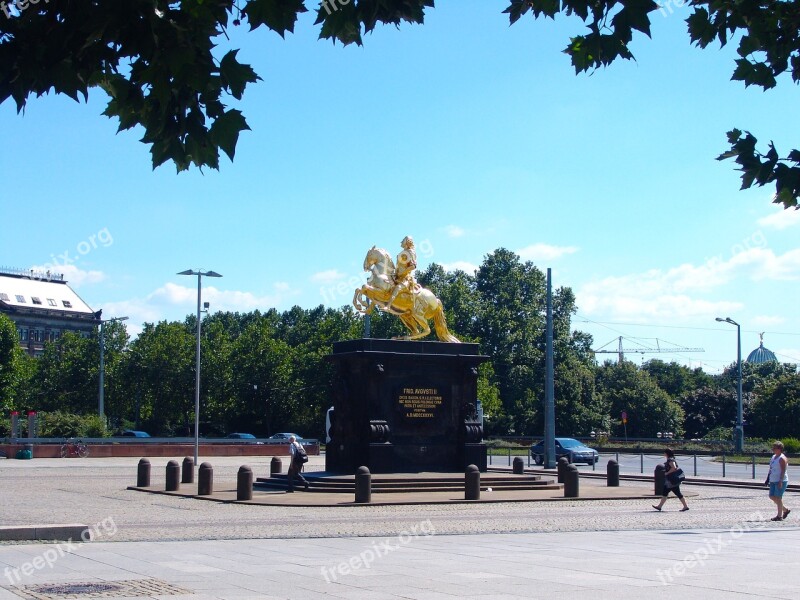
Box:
(2, 1, 799, 372)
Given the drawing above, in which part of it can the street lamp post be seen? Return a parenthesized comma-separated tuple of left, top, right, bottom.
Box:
(99, 316, 129, 419)
(716, 317, 744, 453)
(178, 269, 223, 466)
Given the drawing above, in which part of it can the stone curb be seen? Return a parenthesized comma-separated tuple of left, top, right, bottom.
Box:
(126, 485, 664, 507)
(0, 524, 89, 541)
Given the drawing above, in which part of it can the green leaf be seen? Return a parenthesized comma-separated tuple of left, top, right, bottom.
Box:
(210, 109, 251, 162)
(243, 0, 308, 36)
(219, 50, 261, 100)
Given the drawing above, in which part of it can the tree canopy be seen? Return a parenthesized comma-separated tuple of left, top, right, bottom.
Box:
(1, 1, 798, 206)
(2, 249, 798, 441)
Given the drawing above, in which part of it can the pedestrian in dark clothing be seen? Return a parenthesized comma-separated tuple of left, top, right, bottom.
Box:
(652, 448, 689, 512)
(287, 435, 309, 493)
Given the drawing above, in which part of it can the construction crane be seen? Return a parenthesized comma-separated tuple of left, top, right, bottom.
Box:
(592, 336, 704, 364)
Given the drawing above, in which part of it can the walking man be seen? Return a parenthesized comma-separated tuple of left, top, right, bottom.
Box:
(287, 435, 309, 493)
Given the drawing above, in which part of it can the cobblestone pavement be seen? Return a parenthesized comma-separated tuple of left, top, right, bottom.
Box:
(2, 457, 797, 543)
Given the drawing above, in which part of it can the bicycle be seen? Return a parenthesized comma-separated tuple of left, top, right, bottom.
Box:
(60, 438, 89, 458)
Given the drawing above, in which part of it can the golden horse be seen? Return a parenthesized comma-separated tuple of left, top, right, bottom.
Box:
(353, 246, 460, 343)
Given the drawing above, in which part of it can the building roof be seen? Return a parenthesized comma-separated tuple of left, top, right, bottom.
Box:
(0, 270, 97, 316)
(746, 333, 778, 364)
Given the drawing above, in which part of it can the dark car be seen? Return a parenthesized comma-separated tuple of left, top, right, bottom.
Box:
(529, 437, 599, 465)
(226, 433, 256, 439)
(121, 430, 150, 438)
(267, 432, 303, 441)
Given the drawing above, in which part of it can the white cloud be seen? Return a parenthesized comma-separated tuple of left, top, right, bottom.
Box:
(757, 207, 800, 230)
(444, 225, 466, 238)
(310, 269, 348, 284)
(31, 263, 105, 287)
(578, 245, 800, 322)
(99, 281, 299, 337)
(441, 261, 479, 274)
(516, 243, 579, 262)
(751, 315, 786, 327)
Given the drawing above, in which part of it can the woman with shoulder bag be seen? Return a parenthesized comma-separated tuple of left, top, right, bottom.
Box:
(652, 448, 689, 512)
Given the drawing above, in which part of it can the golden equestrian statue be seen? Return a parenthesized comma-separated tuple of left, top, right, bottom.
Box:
(353, 236, 460, 343)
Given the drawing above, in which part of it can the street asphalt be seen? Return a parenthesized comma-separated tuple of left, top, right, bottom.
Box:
(1, 455, 798, 599)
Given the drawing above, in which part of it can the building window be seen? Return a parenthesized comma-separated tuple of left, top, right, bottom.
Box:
(15, 295, 25, 303)
(47, 298, 57, 306)
(0, 293, 9, 301)
(32, 330, 41, 342)
(19, 328, 28, 341)
(62, 300, 72, 308)
(31, 297, 42, 305)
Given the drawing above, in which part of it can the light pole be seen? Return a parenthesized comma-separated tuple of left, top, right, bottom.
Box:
(99, 316, 128, 420)
(178, 269, 222, 466)
(716, 317, 744, 453)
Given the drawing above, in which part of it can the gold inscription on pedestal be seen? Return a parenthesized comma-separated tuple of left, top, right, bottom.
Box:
(398, 387, 444, 419)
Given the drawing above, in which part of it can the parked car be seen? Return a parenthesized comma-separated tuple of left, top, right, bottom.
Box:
(529, 437, 599, 465)
(120, 430, 150, 438)
(267, 432, 303, 441)
(226, 433, 256, 439)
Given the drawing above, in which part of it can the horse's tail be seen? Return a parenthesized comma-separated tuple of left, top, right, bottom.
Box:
(433, 301, 460, 343)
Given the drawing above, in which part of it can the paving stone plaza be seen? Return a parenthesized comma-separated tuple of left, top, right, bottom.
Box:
(1, 456, 798, 599)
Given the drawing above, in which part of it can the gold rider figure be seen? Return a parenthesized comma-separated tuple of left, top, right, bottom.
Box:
(385, 236, 420, 313)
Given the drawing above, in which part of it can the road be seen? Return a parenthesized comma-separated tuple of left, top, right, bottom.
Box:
(489, 451, 800, 481)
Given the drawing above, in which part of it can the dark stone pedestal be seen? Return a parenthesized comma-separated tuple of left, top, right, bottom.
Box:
(325, 339, 489, 473)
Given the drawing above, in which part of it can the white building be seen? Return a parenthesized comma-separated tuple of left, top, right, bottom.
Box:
(0, 268, 101, 356)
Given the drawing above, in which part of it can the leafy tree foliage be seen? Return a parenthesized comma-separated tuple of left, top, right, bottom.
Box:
(749, 371, 800, 439)
(595, 360, 685, 437)
(3, 250, 798, 440)
(642, 359, 713, 399)
(0, 313, 21, 412)
(2, 1, 798, 205)
(679, 385, 737, 439)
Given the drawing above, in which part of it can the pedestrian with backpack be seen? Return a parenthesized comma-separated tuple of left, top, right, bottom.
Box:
(287, 435, 309, 492)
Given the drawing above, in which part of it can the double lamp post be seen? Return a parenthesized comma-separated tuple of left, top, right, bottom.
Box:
(178, 269, 222, 466)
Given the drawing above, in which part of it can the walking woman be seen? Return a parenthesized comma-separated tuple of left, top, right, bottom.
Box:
(766, 441, 790, 521)
(652, 449, 689, 512)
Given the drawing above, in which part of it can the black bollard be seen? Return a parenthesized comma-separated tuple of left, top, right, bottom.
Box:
(182, 457, 194, 484)
(165, 460, 180, 492)
(355, 466, 371, 504)
(465, 464, 480, 500)
(237, 465, 253, 501)
(270, 456, 282, 476)
(564, 464, 579, 498)
(198, 462, 213, 496)
(512, 456, 524, 475)
(607, 459, 620, 487)
(654, 463, 666, 497)
(557, 456, 569, 483)
(137, 458, 151, 487)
